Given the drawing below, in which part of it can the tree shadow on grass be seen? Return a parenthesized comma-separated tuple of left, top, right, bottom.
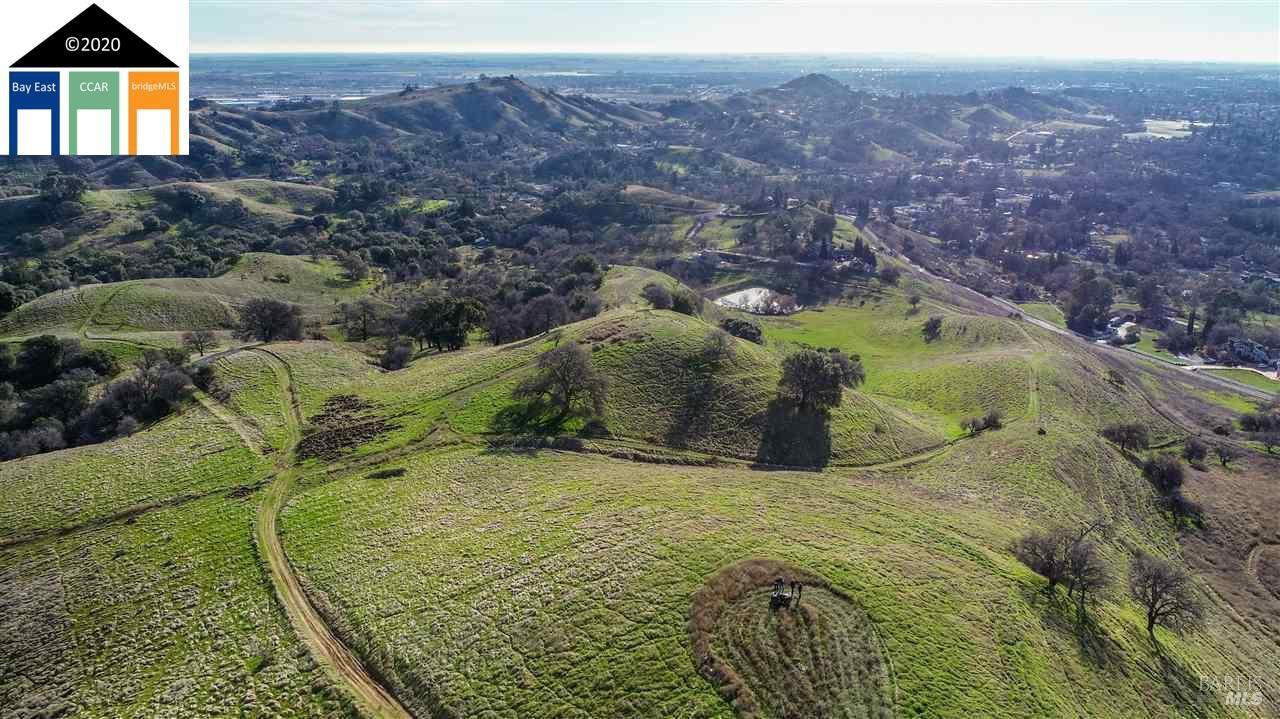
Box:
(1148, 632, 1222, 711)
(664, 360, 720, 450)
(490, 399, 566, 435)
(754, 398, 832, 468)
(1024, 586, 1121, 669)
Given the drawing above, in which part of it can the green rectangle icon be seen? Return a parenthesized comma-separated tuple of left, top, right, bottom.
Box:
(69, 72, 119, 156)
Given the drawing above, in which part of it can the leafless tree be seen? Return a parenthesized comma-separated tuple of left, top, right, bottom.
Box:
(181, 329, 218, 357)
(1128, 553, 1204, 635)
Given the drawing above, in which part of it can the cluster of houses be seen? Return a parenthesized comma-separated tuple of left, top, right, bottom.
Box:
(1223, 337, 1278, 370)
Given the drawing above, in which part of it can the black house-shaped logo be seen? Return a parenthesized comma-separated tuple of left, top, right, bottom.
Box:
(11, 3, 176, 69)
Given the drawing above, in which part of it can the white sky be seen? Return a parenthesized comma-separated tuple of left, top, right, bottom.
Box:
(191, 1, 1280, 64)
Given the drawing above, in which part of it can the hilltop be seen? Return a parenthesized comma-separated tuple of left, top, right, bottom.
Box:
(0, 252, 373, 341)
(3, 259, 1275, 718)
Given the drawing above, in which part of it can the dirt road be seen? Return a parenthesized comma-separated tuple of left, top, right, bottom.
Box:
(249, 348, 415, 719)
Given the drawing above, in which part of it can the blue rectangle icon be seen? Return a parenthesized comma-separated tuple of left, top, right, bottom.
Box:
(8, 71, 60, 155)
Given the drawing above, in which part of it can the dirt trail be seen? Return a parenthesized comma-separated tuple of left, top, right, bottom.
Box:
(195, 390, 271, 456)
(248, 347, 415, 719)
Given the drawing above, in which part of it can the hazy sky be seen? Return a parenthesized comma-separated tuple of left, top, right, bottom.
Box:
(191, 1, 1280, 63)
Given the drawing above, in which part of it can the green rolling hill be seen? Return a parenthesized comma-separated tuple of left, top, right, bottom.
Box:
(1, 263, 1276, 719)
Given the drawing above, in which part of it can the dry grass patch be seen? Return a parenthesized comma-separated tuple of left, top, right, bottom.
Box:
(690, 559, 893, 718)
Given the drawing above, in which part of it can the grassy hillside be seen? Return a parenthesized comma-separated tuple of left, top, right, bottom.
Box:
(277, 446, 1262, 719)
(0, 253, 375, 339)
(1, 179, 335, 249)
(0, 402, 270, 541)
(4, 263, 1276, 718)
(2, 493, 354, 719)
(599, 265, 702, 311)
(351, 76, 662, 136)
(623, 184, 721, 212)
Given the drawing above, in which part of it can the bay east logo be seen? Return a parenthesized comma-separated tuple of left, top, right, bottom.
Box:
(2, 1, 188, 156)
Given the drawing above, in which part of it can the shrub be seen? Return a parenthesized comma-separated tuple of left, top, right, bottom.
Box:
(380, 343, 414, 371)
(1101, 422, 1149, 452)
(719, 318, 763, 344)
(1142, 453, 1185, 496)
(671, 289, 703, 316)
(642, 283, 673, 310)
(1181, 437, 1208, 463)
(922, 316, 943, 342)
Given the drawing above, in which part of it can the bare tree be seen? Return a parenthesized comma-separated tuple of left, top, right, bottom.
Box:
(1128, 553, 1204, 635)
(1261, 433, 1280, 455)
(181, 329, 218, 357)
(234, 298, 304, 344)
(1015, 517, 1109, 602)
(1064, 539, 1109, 619)
(1142, 453, 1184, 496)
(1014, 526, 1073, 593)
(339, 297, 389, 342)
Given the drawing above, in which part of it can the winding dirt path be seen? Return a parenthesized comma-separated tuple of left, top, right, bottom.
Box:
(247, 348, 414, 719)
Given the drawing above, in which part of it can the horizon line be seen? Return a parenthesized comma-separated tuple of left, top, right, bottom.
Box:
(188, 49, 1280, 67)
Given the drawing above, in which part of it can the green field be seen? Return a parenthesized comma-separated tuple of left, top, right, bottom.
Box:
(1, 492, 356, 719)
(1203, 368, 1280, 394)
(1130, 332, 1188, 365)
(3, 263, 1276, 718)
(277, 442, 1246, 719)
(1016, 302, 1067, 329)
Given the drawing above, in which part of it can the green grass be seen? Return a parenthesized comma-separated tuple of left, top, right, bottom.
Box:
(396, 197, 452, 214)
(1016, 302, 1067, 329)
(0, 253, 376, 339)
(7, 264, 1276, 718)
(599, 265, 700, 311)
(1129, 332, 1188, 365)
(623, 184, 719, 211)
(1, 492, 354, 718)
(214, 350, 291, 450)
(0, 404, 270, 541)
(278, 446, 1243, 719)
(1197, 390, 1260, 414)
(1203, 368, 1280, 394)
(694, 217, 752, 250)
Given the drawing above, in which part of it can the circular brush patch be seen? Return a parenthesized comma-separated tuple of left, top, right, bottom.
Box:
(689, 559, 894, 719)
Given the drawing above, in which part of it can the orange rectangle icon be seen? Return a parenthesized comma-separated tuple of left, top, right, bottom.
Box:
(127, 71, 179, 155)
